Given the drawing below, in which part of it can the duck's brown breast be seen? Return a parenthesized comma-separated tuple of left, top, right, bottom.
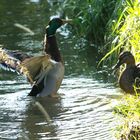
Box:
(119, 67, 135, 93)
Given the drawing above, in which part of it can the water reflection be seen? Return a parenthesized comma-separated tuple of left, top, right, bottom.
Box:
(0, 77, 121, 140)
(22, 97, 63, 139)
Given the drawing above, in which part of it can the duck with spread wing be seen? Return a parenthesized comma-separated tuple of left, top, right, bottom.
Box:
(0, 18, 71, 97)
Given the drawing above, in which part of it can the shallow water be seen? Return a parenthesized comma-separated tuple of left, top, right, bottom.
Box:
(0, 75, 121, 140)
(0, 0, 122, 140)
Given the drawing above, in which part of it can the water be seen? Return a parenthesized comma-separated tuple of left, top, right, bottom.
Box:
(0, 1, 122, 140)
(0, 76, 121, 140)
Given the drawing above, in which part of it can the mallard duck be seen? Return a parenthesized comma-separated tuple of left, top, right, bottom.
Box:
(0, 18, 71, 97)
(113, 51, 140, 94)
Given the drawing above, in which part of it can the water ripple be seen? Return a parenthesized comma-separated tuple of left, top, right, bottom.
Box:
(0, 77, 121, 140)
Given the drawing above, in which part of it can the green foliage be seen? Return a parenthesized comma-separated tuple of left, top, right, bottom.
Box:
(60, 0, 140, 65)
(102, 0, 140, 64)
(62, 0, 117, 46)
(114, 95, 140, 117)
(114, 95, 140, 139)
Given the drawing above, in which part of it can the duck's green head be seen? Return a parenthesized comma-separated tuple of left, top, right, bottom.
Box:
(46, 18, 72, 37)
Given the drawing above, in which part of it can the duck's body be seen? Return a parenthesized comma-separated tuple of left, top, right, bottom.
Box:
(28, 59, 64, 97)
(0, 18, 70, 97)
(119, 65, 136, 93)
(37, 61, 64, 97)
(114, 51, 140, 94)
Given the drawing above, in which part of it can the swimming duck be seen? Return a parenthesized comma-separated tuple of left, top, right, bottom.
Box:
(113, 51, 140, 94)
(0, 18, 71, 97)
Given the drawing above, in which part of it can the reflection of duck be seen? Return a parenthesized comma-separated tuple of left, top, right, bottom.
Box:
(0, 18, 71, 97)
(113, 51, 140, 94)
(22, 97, 63, 139)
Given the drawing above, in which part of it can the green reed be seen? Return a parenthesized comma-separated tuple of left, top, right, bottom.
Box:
(59, 0, 140, 64)
(101, 0, 140, 64)
(62, 0, 118, 46)
(114, 94, 140, 139)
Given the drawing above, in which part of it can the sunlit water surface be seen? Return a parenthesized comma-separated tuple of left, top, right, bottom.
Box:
(0, 75, 121, 140)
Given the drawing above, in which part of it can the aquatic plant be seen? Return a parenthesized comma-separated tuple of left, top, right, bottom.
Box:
(53, 0, 140, 64)
(61, 0, 118, 46)
(100, 0, 140, 64)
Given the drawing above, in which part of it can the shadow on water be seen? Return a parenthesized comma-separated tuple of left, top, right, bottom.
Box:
(0, 0, 122, 140)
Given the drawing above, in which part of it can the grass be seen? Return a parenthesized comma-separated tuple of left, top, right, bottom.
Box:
(56, 0, 140, 67)
(103, 1, 140, 139)
(114, 95, 140, 117)
(101, 0, 140, 65)
(114, 95, 140, 139)
(61, 0, 119, 46)
(58, 0, 140, 64)
(103, 1, 140, 137)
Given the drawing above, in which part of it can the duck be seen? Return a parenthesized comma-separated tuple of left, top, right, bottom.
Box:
(0, 17, 71, 97)
(113, 51, 140, 94)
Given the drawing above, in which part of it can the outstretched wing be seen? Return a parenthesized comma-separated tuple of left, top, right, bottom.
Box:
(0, 47, 35, 84)
(7, 50, 31, 61)
(22, 55, 53, 96)
(0, 47, 31, 71)
(0, 47, 52, 85)
(0, 47, 55, 97)
(21, 55, 52, 83)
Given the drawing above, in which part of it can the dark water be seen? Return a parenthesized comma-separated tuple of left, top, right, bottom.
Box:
(0, 1, 122, 140)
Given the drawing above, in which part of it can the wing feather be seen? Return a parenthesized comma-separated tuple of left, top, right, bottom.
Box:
(21, 55, 52, 83)
(0, 47, 52, 85)
(0, 48, 21, 72)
